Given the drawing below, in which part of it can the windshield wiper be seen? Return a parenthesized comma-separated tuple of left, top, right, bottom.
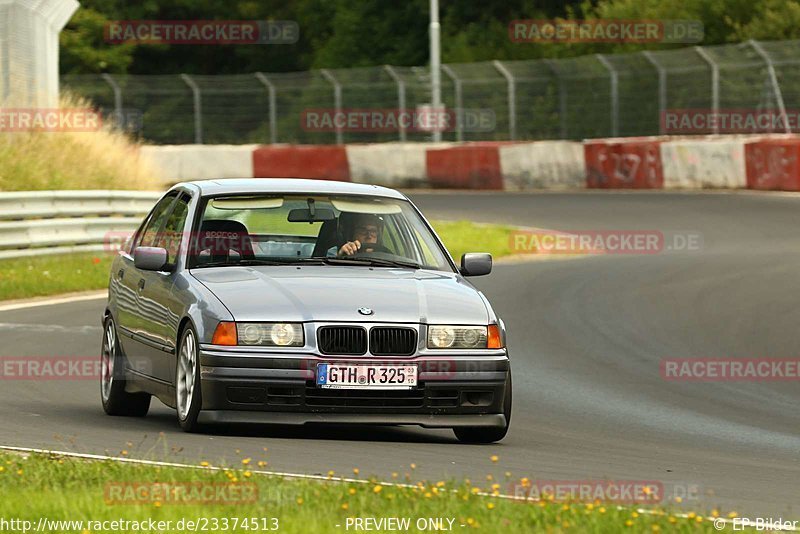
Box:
(192, 259, 291, 268)
(317, 257, 422, 269)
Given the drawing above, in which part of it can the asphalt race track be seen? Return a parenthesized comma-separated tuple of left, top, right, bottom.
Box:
(1, 191, 799, 518)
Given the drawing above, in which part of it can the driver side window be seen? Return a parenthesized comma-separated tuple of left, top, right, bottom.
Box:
(132, 194, 177, 251)
(155, 194, 191, 262)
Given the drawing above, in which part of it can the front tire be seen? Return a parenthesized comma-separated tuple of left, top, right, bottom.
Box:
(176, 325, 202, 432)
(100, 316, 151, 416)
(453, 370, 512, 444)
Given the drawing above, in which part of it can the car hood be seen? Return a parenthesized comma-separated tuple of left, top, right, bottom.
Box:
(191, 265, 489, 324)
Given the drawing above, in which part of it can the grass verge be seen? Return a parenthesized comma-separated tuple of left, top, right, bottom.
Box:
(0, 220, 521, 301)
(432, 220, 517, 261)
(0, 451, 738, 533)
(0, 252, 112, 301)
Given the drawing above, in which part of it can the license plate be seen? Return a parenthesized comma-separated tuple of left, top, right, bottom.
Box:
(316, 363, 417, 389)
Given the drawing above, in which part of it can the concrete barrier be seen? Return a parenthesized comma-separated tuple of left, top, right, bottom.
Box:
(499, 141, 584, 189)
(252, 145, 350, 181)
(745, 137, 800, 191)
(139, 145, 256, 184)
(136, 136, 800, 192)
(346, 143, 451, 188)
(585, 138, 663, 189)
(425, 142, 512, 190)
(661, 138, 749, 189)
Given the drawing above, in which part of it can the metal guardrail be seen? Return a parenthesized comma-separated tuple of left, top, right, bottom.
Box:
(0, 191, 162, 260)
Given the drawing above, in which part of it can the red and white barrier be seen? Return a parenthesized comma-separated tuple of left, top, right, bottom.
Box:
(139, 136, 800, 192)
(346, 143, 451, 188)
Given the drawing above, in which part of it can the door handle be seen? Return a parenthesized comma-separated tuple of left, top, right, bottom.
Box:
(117, 269, 125, 280)
(137, 279, 145, 291)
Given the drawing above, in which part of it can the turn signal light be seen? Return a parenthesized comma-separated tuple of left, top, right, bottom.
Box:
(487, 324, 503, 349)
(212, 321, 237, 346)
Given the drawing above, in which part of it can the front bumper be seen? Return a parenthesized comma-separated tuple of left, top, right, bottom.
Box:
(198, 346, 510, 428)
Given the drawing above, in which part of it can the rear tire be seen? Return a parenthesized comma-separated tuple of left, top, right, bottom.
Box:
(454, 370, 512, 444)
(176, 325, 203, 432)
(100, 316, 151, 417)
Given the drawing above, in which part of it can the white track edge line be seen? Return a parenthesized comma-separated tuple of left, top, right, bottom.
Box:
(0, 291, 107, 312)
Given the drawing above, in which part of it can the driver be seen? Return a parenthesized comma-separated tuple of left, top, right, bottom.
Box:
(333, 213, 389, 257)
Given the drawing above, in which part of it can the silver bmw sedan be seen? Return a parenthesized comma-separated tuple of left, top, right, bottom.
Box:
(100, 179, 511, 443)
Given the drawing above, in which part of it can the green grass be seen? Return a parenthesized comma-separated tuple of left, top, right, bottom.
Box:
(0, 220, 518, 301)
(0, 252, 113, 301)
(0, 451, 740, 533)
(432, 220, 517, 261)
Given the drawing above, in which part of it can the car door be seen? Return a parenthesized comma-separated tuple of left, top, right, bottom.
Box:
(118, 193, 178, 377)
(136, 192, 191, 383)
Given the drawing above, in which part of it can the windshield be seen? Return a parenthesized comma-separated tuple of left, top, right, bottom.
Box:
(189, 194, 455, 272)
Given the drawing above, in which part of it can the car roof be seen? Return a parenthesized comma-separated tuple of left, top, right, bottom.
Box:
(177, 178, 407, 200)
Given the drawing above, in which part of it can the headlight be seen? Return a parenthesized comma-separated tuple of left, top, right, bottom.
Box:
(237, 322, 304, 347)
(428, 325, 487, 349)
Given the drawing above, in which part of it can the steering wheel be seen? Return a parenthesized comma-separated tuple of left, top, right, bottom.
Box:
(354, 243, 393, 255)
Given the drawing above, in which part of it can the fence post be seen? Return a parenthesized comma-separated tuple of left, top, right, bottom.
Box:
(320, 69, 343, 144)
(595, 54, 618, 137)
(100, 73, 123, 128)
(641, 51, 666, 134)
(694, 46, 719, 135)
(384, 65, 407, 142)
(254, 72, 277, 144)
(441, 64, 462, 142)
(493, 60, 516, 141)
(545, 59, 567, 139)
(750, 39, 791, 134)
(180, 74, 202, 144)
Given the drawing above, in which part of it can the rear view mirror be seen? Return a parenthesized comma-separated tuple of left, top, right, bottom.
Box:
(134, 247, 169, 271)
(287, 208, 335, 223)
(460, 253, 492, 276)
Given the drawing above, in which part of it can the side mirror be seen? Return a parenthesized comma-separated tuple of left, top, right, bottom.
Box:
(460, 253, 492, 276)
(134, 247, 169, 271)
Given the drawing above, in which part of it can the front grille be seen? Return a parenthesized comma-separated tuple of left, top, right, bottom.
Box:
(304, 386, 425, 408)
(369, 327, 417, 356)
(318, 326, 367, 355)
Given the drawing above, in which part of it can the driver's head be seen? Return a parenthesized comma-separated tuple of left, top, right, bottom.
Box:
(342, 213, 382, 244)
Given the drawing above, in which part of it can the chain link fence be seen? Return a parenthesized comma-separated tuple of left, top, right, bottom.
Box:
(62, 39, 800, 144)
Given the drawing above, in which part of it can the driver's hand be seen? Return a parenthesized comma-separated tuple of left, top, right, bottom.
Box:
(338, 240, 361, 257)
